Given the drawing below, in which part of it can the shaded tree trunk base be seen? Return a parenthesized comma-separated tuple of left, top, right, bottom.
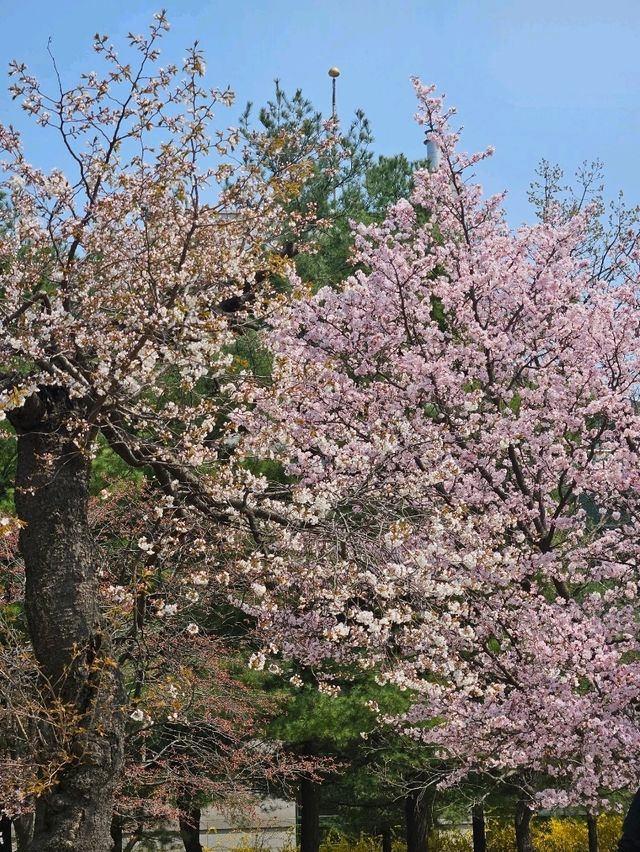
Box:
(472, 803, 486, 852)
(300, 779, 321, 852)
(1, 815, 12, 852)
(515, 800, 535, 852)
(111, 816, 124, 852)
(405, 788, 434, 852)
(178, 801, 203, 852)
(13, 813, 33, 852)
(587, 812, 599, 852)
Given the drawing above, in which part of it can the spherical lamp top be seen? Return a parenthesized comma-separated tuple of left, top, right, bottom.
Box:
(328, 67, 341, 78)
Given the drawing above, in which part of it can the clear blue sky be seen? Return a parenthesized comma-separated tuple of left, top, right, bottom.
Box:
(1, 0, 639, 224)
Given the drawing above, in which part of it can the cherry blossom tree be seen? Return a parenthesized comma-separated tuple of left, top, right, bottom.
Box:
(0, 13, 328, 850)
(237, 79, 640, 829)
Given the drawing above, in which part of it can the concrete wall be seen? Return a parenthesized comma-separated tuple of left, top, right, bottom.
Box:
(133, 799, 296, 851)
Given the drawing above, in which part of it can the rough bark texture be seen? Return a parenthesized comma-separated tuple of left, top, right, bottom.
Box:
(9, 390, 125, 852)
(13, 813, 33, 852)
(514, 800, 535, 852)
(300, 779, 321, 852)
(405, 789, 433, 852)
(178, 801, 203, 852)
(587, 812, 599, 852)
(472, 803, 486, 852)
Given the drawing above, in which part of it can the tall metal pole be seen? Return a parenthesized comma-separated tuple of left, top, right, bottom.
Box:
(328, 66, 340, 120)
(328, 67, 340, 207)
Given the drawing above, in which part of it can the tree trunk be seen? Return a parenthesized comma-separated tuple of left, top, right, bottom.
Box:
(110, 815, 123, 852)
(12, 814, 33, 852)
(514, 799, 535, 852)
(381, 827, 392, 852)
(472, 803, 486, 852)
(299, 779, 321, 852)
(178, 800, 203, 852)
(1, 815, 11, 852)
(405, 789, 433, 852)
(587, 812, 599, 852)
(9, 391, 125, 852)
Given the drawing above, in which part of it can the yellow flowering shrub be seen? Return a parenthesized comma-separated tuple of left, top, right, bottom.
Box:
(596, 814, 626, 852)
(430, 829, 475, 851)
(534, 815, 622, 852)
(320, 831, 382, 852)
(229, 813, 624, 852)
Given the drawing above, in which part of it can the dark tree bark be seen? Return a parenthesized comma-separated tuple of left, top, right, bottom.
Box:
(514, 799, 535, 852)
(178, 799, 203, 852)
(381, 827, 392, 852)
(110, 815, 124, 852)
(405, 789, 433, 852)
(8, 390, 126, 852)
(587, 812, 599, 852)
(472, 803, 486, 852)
(1, 814, 11, 852)
(12, 813, 33, 852)
(300, 779, 321, 852)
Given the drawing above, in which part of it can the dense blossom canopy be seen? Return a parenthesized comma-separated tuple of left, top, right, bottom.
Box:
(0, 14, 316, 496)
(0, 17, 327, 838)
(239, 80, 640, 808)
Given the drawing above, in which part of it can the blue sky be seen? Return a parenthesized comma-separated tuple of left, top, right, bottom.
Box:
(1, 0, 638, 224)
